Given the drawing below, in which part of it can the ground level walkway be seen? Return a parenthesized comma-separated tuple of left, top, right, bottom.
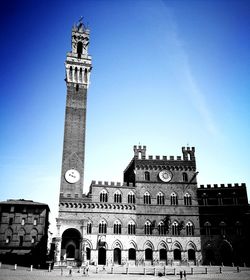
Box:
(0, 264, 250, 280)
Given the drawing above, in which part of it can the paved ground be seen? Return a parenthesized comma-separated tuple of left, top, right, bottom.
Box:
(0, 265, 250, 280)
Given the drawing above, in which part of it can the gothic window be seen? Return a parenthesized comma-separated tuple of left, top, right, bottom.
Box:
(74, 67, 78, 82)
(157, 192, 165, 205)
(128, 191, 135, 203)
(114, 191, 122, 203)
(6, 236, 11, 244)
(144, 192, 151, 204)
(171, 192, 178, 205)
(184, 193, 192, 206)
(128, 221, 136, 235)
(84, 68, 88, 83)
(77, 41, 83, 58)
(99, 220, 107, 234)
(183, 172, 188, 182)
(202, 193, 208, 206)
(186, 221, 194, 236)
(100, 190, 108, 203)
(232, 192, 238, 205)
(19, 236, 23, 246)
(87, 221, 92, 234)
(219, 221, 226, 236)
(145, 171, 150, 181)
(79, 68, 83, 82)
(31, 236, 36, 244)
(113, 220, 122, 234)
(235, 221, 242, 236)
(217, 193, 223, 205)
(158, 221, 166, 235)
(204, 221, 211, 236)
(172, 221, 179, 236)
(144, 221, 152, 235)
(9, 217, 13, 225)
(21, 218, 25, 226)
(33, 218, 37, 226)
(69, 66, 73, 81)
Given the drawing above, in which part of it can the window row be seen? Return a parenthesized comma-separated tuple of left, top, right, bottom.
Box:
(8, 217, 38, 226)
(5, 235, 37, 246)
(87, 220, 195, 236)
(203, 221, 243, 236)
(144, 171, 189, 182)
(100, 190, 192, 206)
(201, 192, 240, 206)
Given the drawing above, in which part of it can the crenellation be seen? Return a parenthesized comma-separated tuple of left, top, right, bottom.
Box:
(170, 156, 174, 160)
(162, 156, 167, 160)
(199, 183, 246, 189)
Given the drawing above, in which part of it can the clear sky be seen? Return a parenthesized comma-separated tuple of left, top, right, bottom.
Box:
(1, 0, 250, 233)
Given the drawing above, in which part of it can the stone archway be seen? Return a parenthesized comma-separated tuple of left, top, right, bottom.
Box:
(113, 248, 121, 265)
(98, 247, 106, 265)
(61, 228, 81, 260)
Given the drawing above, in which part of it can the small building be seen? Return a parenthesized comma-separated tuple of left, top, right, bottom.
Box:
(0, 199, 50, 267)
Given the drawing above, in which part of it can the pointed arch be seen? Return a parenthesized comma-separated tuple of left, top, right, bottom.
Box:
(143, 240, 154, 250)
(112, 239, 123, 250)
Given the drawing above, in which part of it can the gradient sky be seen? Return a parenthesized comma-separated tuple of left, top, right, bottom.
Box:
(1, 0, 250, 233)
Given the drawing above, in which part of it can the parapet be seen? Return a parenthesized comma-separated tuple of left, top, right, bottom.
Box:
(134, 145, 147, 159)
(182, 147, 195, 161)
(91, 180, 134, 187)
(199, 183, 246, 189)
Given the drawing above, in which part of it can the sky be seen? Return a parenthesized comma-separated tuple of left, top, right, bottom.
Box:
(1, 0, 250, 233)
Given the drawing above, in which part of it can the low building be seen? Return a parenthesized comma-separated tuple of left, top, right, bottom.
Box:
(0, 199, 50, 267)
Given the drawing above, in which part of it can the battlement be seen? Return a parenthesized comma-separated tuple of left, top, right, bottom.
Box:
(91, 180, 134, 187)
(199, 183, 246, 189)
(182, 147, 195, 161)
(147, 155, 183, 161)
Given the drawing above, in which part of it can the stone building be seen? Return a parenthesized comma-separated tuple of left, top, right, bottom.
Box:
(197, 184, 250, 266)
(55, 22, 249, 267)
(0, 199, 50, 267)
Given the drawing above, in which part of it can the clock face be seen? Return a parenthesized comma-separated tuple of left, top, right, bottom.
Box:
(65, 169, 80, 184)
(159, 170, 172, 182)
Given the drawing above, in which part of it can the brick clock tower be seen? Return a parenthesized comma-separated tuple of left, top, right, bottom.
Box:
(55, 20, 92, 262)
(60, 21, 92, 198)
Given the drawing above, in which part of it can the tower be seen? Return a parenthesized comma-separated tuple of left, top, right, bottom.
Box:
(59, 20, 92, 199)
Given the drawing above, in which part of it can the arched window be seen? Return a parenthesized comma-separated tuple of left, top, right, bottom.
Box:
(128, 191, 135, 204)
(172, 221, 179, 236)
(74, 67, 78, 82)
(87, 221, 92, 234)
(171, 192, 178, 205)
(144, 221, 152, 235)
(184, 193, 192, 206)
(235, 221, 242, 236)
(144, 192, 151, 204)
(114, 191, 122, 203)
(217, 193, 223, 205)
(77, 41, 83, 58)
(202, 193, 208, 205)
(84, 68, 88, 83)
(99, 220, 107, 234)
(158, 221, 166, 235)
(183, 172, 188, 182)
(100, 190, 108, 202)
(219, 221, 226, 236)
(145, 171, 150, 181)
(69, 66, 73, 81)
(204, 221, 211, 236)
(186, 221, 194, 236)
(128, 221, 136, 235)
(113, 220, 121, 234)
(157, 192, 165, 205)
(79, 68, 83, 82)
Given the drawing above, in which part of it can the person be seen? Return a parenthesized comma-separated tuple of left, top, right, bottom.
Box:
(86, 265, 89, 276)
(183, 270, 186, 279)
(180, 270, 183, 279)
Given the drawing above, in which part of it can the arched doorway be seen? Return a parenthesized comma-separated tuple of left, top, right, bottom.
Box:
(61, 228, 81, 260)
(188, 249, 195, 261)
(128, 248, 136, 261)
(66, 244, 75, 258)
(220, 241, 233, 266)
(98, 247, 106, 265)
(145, 248, 153, 261)
(174, 249, 181, 260)
(114, 248, 121, 265)
(159, 249, 167, 262)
